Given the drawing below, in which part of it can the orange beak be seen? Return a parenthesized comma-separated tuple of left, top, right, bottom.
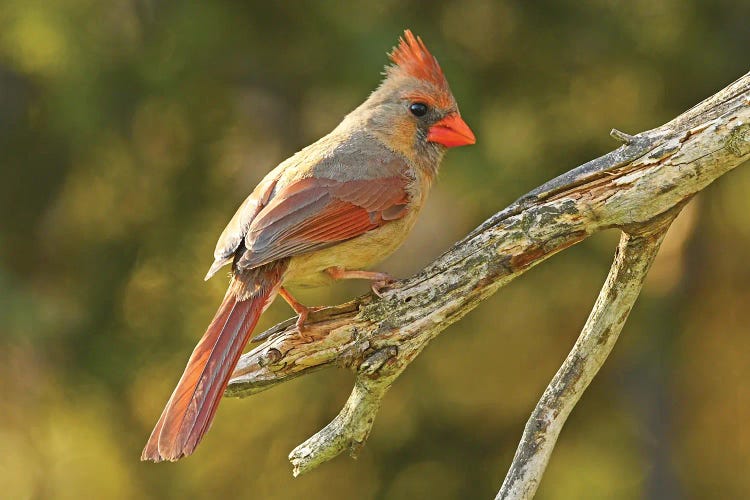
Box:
(427, 114, 476, 148)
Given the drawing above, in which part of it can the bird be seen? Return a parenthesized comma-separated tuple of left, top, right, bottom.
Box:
(141, 29, 476, 462)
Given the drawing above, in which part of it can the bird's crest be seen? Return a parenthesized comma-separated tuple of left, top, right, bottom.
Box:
(388, 30, 448, 90)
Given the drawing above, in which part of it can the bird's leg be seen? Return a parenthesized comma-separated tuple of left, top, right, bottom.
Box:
(279, 287, 322, 341)
(325, 267, 396, 298)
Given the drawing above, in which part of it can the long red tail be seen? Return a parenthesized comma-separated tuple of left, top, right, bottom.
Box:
(141, 262, 286, 462)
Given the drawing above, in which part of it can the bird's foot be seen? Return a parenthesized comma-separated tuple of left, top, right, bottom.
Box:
(294, 305, 325, 341)
(370, 276, 396, 298)
(279, 287, 323, 342)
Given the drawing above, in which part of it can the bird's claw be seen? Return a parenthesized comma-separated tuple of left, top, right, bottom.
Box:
(371, 276, 396, 298)
(295, 306, 325, 342)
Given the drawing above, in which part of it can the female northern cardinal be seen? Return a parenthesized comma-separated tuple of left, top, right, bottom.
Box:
(142, 30, 475, 462)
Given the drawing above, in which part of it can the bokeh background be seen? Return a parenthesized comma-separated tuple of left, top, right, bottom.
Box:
(1, 1, 749, 498)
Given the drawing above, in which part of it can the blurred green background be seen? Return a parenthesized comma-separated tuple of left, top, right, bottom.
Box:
(1, 1, 749, 498)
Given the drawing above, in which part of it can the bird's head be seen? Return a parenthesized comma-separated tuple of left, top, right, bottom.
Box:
(355, 30, 476, 165)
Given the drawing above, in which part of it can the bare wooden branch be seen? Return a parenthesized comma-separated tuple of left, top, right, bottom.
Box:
(226, 71, 750, 482)
(496, 209, 679, 500)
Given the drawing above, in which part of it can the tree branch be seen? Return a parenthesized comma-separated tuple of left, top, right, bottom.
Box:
(496, 209, 679, 499)
(226, 71, 750, 482)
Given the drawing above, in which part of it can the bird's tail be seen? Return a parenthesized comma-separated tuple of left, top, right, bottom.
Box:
(141, 261, 287, 462)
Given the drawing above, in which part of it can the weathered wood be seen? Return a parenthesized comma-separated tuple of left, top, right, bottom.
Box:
(496, 209, 678, 499)
(225, 71, 749, 482)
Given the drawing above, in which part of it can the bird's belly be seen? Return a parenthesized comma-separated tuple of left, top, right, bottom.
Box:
(283, 211, 419, 288)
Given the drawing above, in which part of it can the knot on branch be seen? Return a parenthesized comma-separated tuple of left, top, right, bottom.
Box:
(359, 346, 399, 376)
(258, 347, 283, 368)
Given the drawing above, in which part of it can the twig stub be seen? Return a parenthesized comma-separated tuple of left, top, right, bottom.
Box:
(610, 128, 637, 144)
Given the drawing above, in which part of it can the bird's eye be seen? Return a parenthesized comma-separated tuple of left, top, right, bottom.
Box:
(409, 102, 428, 117)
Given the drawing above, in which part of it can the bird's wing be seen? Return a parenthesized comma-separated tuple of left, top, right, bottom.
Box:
(236, 172, 410, 270)
(204, 134, 412, 279)
(204, 173, 280, 280)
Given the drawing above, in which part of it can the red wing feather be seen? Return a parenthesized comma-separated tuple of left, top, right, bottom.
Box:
(237, 176, 409, 270)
